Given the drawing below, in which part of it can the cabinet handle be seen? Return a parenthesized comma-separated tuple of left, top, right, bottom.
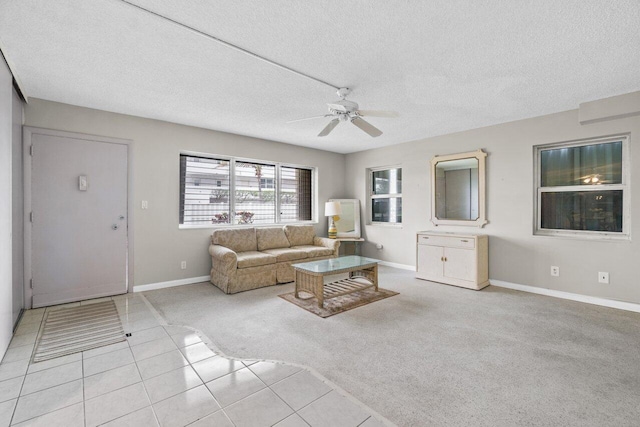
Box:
(440, 257, 444, 262)
(444, 257, 447, 262)
(460, 239, 468, 243)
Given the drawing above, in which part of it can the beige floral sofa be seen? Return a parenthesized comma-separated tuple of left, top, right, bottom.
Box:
(209, 225, 340, 294)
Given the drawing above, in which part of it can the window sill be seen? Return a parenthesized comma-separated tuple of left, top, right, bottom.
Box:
(179, 221, 318, 230)
(368, 222, 403, 229)
(534, 230, 630, 242)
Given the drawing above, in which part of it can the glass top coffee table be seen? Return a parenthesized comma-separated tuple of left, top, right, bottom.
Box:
(291, 256, 380, 308)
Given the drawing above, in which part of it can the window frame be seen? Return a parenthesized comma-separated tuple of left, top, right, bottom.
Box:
(533, 134, 630, 240)
(179, 151, 317, 229)
(368, 165, 403, 226)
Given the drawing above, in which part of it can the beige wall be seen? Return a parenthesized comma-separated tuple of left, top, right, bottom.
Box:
(22, 94, 640, 305)
(24, 99, 346, 288)
(345, 104, 640, 304)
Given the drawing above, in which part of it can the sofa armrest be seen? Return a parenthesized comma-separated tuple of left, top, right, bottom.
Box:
(313, 236, 340, 256)
(209, 244, 238, 272)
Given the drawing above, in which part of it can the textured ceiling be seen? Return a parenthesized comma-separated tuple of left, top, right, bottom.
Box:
(1, 1, 639, 153)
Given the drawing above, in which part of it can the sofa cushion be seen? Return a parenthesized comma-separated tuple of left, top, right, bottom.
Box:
(262, 248, 308, 262)
(256, 227, 290, 251)
(236, 251, 277, 269)
(212, 228, 257, 253)
(291, 245, 334, 258)
(284, 225, 316, 247)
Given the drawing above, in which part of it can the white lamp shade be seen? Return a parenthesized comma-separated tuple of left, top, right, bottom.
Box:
(324, 201, 342, 217)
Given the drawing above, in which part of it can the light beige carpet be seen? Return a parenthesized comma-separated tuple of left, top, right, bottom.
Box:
(142, 269, 640, 427)
(33, 301, 126, 363)
(279, 288, 398, 318)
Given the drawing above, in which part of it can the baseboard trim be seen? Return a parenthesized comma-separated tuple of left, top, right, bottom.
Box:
(378, 261, 415, 271)
(490, 279, 640, 314)
(134, 275, 210, 293)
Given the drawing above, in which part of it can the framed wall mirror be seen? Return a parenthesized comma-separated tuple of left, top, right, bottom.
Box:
(328, 199, 361, 238)
(431, 149, 487, 227)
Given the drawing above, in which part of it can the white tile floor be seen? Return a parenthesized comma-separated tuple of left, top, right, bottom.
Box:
(0, 294, 391, 426)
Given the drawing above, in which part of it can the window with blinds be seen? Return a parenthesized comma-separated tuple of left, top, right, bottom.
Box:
(179, 154, 314, 226)
(280, 166, 312, 222)
(180, 156, 231, 225)
(235, 162, 276, 224)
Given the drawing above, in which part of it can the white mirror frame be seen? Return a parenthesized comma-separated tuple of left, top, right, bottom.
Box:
(328, 199, 361, 238)
(430, 149, 487, 228)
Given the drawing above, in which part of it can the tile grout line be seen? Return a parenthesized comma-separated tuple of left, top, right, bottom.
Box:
(17, 366, 82, 398)
(8, 299, 118, 426)
(208, 363, 301, 425)
(139, 292, 395, 426)
(118, 293, 190, 426)
(10, 393, 82, 425)
(139, 363, 202, 405)
(357, 416, 374, 426)
(246, 363, 305, 419)
(81, 294, 155, 425)
(82, 340, 86, 427)
(251, 370, 300, 426)
(6, 315, 41, 426)
(6, 370, 25, 426)
(267, 369, 330, 426)
(153, 323, 230, 425)
(129, 335, 162, 427)
(181, 350, 225, 424)
(10, 295, 392, 426)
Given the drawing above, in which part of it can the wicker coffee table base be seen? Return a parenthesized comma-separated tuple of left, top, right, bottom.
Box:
(294, 264, 378, 308)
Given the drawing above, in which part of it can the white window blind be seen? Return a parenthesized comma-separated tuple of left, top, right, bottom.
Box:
(280, 166, 312, 222)
(180, 155, 230, 225)
(180, 154, 314, 226)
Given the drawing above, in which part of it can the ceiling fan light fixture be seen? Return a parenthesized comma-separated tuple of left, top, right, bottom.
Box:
(289, 87, 394, 138)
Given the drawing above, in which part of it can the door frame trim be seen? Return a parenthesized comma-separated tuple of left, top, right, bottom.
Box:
(23, 127, 134, 308)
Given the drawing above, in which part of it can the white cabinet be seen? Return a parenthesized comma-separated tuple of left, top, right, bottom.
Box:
(416, 232, 489, 290)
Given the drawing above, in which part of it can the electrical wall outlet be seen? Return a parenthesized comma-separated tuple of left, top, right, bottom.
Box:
(376, 243, 383, 250)
(141, 200, 149, 209)
(550, 266, 560, 277)
(598, 272, 609, 284)
(180, 261, 187, 270)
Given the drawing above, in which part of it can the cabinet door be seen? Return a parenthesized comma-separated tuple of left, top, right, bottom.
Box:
(443, 247, 475, 282)
(417, 245, 444, 280)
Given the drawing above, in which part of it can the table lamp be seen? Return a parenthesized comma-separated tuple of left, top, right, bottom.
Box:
(325, 201, 342, 239)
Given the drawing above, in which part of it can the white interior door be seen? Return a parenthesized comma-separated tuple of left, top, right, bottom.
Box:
(30, 132, 128, 307)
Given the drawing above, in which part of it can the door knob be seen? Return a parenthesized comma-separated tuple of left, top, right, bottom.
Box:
(112, 224, 119, 230)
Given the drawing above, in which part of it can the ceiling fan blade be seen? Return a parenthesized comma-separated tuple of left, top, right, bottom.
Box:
(351, 117, 382, 137)
(357, 110, 399, 118)
(287, 114, 331, 123)
(318, 118, 340, 137)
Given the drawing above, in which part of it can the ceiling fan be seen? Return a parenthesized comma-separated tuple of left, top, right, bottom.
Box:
(288, 88, 397, 138)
